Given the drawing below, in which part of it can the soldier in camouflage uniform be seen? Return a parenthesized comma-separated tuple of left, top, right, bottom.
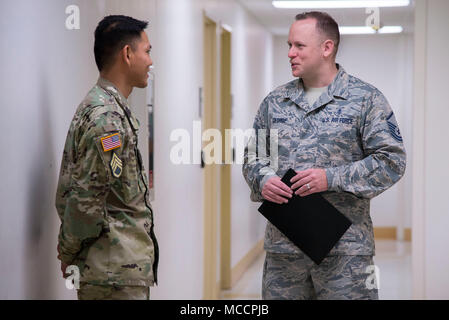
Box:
(243, 12, 406, 300)
(56, 15, 158, 300)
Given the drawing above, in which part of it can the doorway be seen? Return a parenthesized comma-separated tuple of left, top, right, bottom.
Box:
(203, 15, 219, 300)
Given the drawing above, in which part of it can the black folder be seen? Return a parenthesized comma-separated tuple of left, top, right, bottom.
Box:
(258, 168, 352, 265)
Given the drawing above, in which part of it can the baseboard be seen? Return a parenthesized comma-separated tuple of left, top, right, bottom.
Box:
(226, 228, 410, 290)
(231, 239, 264, 288)
(374, 227, 411, 241)
(404, 228, 411, 241)
(215, 280, 221, 300)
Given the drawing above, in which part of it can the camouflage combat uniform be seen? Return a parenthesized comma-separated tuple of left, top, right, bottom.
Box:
(56, 77, 159, 300)
(243, 65, 406, 300)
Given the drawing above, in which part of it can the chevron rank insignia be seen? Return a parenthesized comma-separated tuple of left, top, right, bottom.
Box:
(110, 152, 123, 178)
(101, 133, 121, 152)
(386, 112, 403, 142)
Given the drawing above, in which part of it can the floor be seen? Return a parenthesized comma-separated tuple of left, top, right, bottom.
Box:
(220, 239, 412, 300)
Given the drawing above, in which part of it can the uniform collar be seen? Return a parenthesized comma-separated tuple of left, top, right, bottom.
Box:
(96, 77, 140, 132)
(282, 64, 350, 114)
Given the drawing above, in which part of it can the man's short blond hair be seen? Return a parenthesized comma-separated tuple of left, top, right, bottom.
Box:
(295, 11, 340, 58)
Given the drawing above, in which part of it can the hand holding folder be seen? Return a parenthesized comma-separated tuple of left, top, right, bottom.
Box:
(258, 168, 352, 265)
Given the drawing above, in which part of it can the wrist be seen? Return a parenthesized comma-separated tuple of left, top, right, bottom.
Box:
(325, 167, 339, 192)
(260, 173, 277, 191)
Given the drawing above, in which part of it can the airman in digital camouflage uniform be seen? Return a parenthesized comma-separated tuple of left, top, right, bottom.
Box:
(55, 15, 158, 300)
(243, 12, 406, 300)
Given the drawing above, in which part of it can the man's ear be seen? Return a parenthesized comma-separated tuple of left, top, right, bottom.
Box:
(120, 44, 133, 66)
(322, 39, 335, 58)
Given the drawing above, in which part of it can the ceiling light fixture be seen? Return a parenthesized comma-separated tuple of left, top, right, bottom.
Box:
(377, 26, 404, 33)
(272, 0, 410, 9)
(339, 25, 403, 34)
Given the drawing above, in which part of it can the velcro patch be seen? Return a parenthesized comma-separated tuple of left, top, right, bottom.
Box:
(110, 152, 123, 178)
(101, 133, 121, 152)
(386, 112, 403, 142)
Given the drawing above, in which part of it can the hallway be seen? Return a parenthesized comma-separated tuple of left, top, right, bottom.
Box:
(221, 240, 412, 300)
(1, 0, 449, 300)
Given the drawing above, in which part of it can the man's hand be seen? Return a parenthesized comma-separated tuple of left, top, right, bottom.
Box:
(61, 262, 69, 279)
(57, 244, 69, 278)
(290, 168, 328, 197)
(262, 176, 293, 204)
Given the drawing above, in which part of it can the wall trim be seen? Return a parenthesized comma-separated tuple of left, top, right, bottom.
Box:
(374, 227, 411, 241)
(231, 239, 264, 288)
(412, 0, 427, 300)
(202, 14, 219, 300)
(225, 227, 411, 294)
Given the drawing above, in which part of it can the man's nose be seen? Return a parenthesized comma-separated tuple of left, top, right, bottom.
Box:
(288, 48, 296, 59)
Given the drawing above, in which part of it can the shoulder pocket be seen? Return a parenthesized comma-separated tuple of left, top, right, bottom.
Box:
(95, 130, 124, 178)
(96, 131, 141, 203)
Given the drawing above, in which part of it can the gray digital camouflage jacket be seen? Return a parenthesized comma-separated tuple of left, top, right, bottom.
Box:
(243, 65, 406, 256)
(56, 78, 158, 286)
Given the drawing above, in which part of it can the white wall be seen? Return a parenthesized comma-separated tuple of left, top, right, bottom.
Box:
(0, 0, 205, 300)
(273, 33, 414, 230)
(0, 0, 202, 300)
(149, 0, 205, 299)
(0, 0, 272, 299)
(338, 34, 413, 230)
(0, 0, 105, 299)
(273, 35, 295, 89)
(413, 0, 449, 299)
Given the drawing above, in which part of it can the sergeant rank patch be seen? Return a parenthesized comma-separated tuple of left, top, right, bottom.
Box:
(101, 133, 122, 152)
(386, 112, 403, 142)
(110, 152, 123, 178)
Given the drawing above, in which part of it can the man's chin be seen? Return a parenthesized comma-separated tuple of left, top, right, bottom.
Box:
(292, 71, 302, 78)
(135, 80, 148, 89)
(292, 67, 307, 78)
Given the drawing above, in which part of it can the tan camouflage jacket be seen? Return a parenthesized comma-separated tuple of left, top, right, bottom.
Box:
(56, 77, 158, 286)
(243, 65, 406, 256)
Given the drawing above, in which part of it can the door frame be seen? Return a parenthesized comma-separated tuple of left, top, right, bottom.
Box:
(203, 14, 219, 300)
(219, 26, 232, 290)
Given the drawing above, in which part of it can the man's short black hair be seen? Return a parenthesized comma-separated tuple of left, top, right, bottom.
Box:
(94, 15, 148, 72)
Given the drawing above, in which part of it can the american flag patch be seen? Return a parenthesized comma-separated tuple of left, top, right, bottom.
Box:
(101, 133, 121, 152)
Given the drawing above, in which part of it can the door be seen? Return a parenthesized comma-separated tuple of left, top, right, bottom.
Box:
(203, 15, 219, 300)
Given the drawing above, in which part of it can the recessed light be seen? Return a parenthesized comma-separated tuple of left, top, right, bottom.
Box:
(272, 0, 410, 9)
(339, 26, 403, 34)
